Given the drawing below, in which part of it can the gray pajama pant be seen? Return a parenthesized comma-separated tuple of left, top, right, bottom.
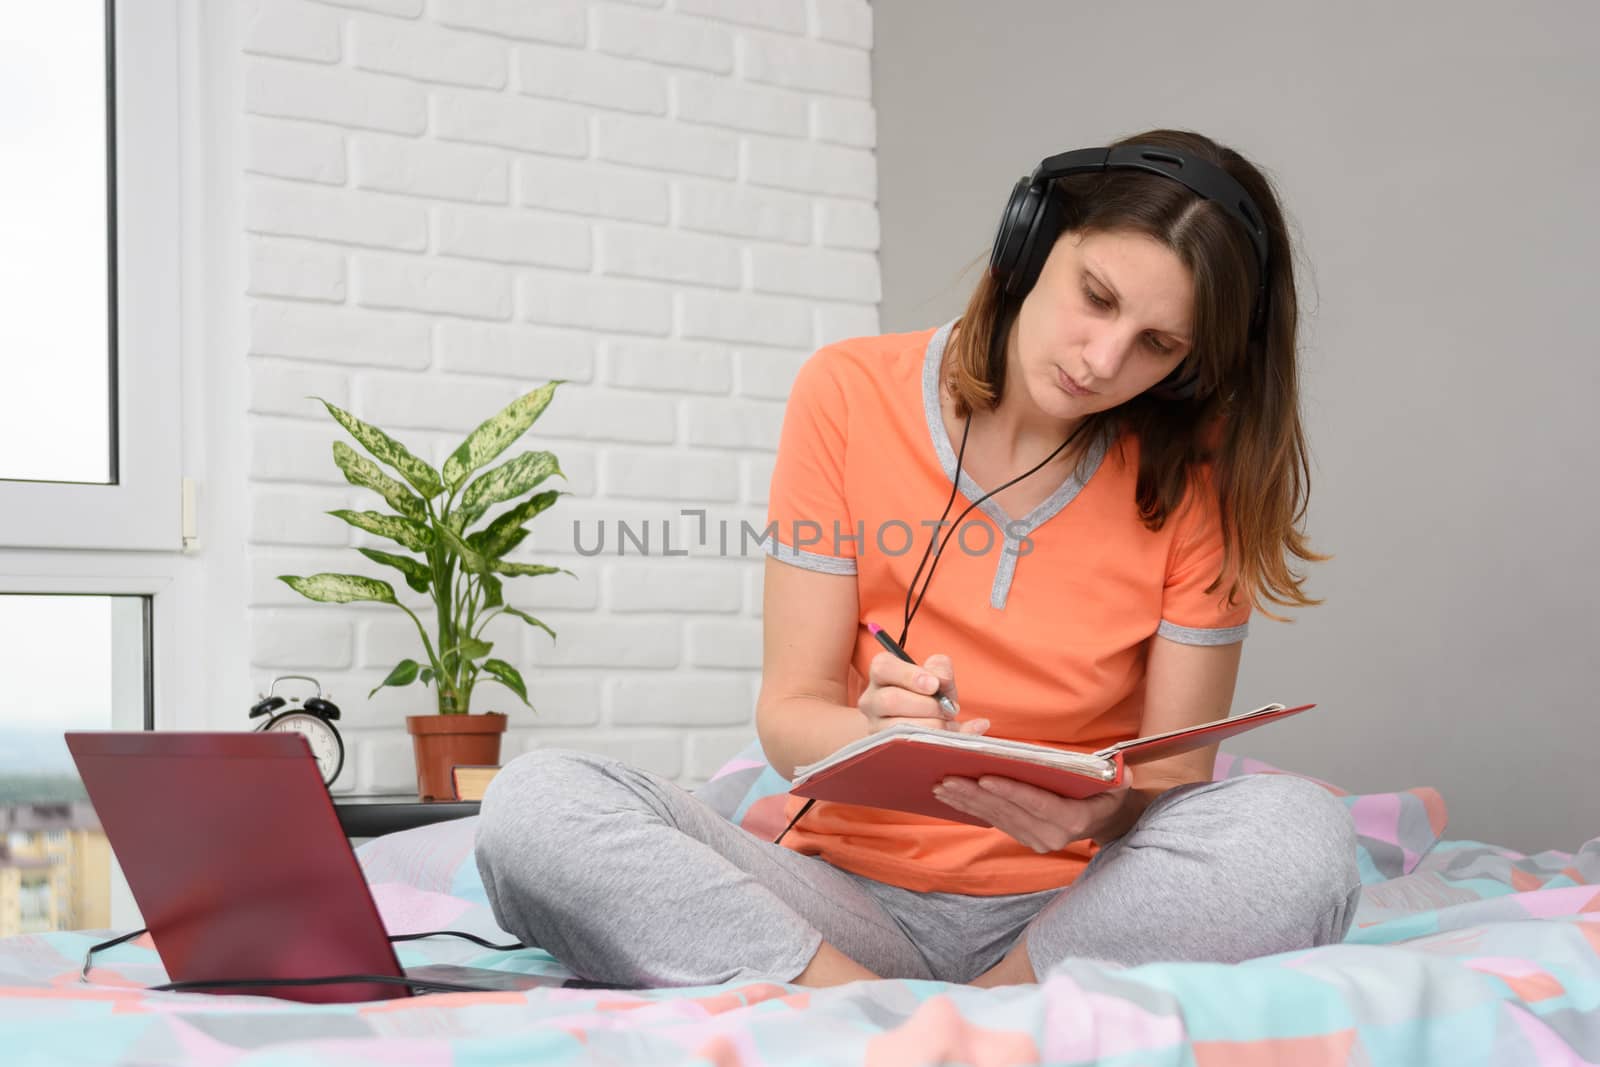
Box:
(474, 748, 1363, 987)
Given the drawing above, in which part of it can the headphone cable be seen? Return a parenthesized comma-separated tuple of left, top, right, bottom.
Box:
(900, 412, 1094, 647)
(775, 417, 1087, 848)
(899, 304, 1010, 643)
(777, 318, 1095, 848)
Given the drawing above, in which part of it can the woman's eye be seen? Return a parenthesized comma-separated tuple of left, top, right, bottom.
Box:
(1082, 283, 1176, 354)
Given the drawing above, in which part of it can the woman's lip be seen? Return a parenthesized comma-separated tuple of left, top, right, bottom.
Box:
(1057, 367, 1095, 396)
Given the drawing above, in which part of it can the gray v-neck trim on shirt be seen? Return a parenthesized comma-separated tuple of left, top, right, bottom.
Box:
(921, 319, 1108, 610)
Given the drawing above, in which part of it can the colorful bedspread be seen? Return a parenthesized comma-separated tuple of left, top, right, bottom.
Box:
(3, 755, 1597, 1066)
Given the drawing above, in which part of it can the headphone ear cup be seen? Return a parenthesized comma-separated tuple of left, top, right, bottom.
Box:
(1005, 182, 1065, 299)
(989, 177, 1040, 293)
(1150, 362, 1201, 401)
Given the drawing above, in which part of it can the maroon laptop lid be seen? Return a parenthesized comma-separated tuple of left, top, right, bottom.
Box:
(65, 731, 408, 1003)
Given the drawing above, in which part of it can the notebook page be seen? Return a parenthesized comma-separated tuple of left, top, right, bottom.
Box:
(794, 724, 1111, 781)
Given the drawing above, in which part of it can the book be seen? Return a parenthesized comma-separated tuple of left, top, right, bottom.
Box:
(789, 702, 1314, 827)
(451, 764, 502, 802)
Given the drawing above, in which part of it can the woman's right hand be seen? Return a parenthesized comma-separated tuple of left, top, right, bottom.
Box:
(858, 652, 990, 736)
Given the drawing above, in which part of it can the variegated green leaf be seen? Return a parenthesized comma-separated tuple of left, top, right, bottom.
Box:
(368, 658, 420, 698)
(489, 488, 564, 532)
(502, 606, 556, 641)
(479, 572, 504, 609)
(469, 489, 562, 558)
(457, 636, 493, 661)
(443, 381, 563, 490)
(479, 658, 532, 709)
(494, 561, 574, 578)
(437, 524, 491, 574)
(469, 525, 529, 560)
(329, 509, 435, 553)
(279, 572, 397, 605)
(457, 451, 562, 530)
(334, 442, 426, 521)
(358, 547, 432, 595)
(319, 397, 444, 499)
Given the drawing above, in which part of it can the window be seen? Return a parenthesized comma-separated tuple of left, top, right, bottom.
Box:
(0, 0, 186, 931)
(18, 882, 52, 926)
(0, 594, 150, 933)
(0, 0, 182, 551)
(0, 2, 114, 486)
(0, 594, 152, 745)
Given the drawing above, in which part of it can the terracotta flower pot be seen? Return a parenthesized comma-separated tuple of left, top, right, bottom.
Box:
(406, 712, 508, 800)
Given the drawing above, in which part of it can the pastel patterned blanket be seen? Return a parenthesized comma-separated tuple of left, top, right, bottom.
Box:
(3, 751, 1596, 1066)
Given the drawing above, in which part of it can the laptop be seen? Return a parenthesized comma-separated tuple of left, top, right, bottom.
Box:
(66, 731, 613, 1002)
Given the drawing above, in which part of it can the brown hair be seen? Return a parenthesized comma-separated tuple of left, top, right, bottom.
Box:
(946, 129, 1328, 622)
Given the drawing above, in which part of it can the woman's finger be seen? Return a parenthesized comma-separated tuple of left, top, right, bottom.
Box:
(867, 651, 943, 699)
(921, 654, 959, 704)
(860, 685, 949, 734)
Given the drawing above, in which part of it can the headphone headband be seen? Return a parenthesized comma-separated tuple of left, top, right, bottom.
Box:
(1029, 145, 1269, 278)
(988, 143, 1273, 400)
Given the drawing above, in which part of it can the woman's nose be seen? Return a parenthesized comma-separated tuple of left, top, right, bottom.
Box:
(1082, 331, 1135, 382)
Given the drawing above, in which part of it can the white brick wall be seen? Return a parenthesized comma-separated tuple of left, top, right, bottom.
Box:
(244, 0, 879, 791)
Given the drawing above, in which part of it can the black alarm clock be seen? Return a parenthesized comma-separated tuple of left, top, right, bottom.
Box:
(250, 674, 345, 787)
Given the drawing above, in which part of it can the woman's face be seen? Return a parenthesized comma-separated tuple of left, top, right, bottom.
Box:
(1009, 228, 1195, 420)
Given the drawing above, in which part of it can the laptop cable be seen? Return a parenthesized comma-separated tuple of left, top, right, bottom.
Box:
(152, 973, 504, 995)
(388, 930, 527, 950)
(81, 927, 535, 995)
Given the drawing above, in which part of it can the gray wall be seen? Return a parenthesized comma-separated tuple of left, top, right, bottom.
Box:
(872, 0, 1598, 852)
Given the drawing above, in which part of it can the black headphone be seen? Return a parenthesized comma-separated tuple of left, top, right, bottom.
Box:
(989, 144, 1272, 400)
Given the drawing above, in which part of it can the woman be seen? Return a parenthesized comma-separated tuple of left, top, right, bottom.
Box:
(475, 129, 1361, 989)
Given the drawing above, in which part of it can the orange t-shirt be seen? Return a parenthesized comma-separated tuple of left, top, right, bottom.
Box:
(764, 320, 1251, 895)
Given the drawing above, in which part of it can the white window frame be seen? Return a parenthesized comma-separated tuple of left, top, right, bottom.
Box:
(0, 570, 177, 930)
(0, 568, 182, 930)
(0, 573, 166, 734)
(0, 0, 183, 551)
(0, 0, 193, 931)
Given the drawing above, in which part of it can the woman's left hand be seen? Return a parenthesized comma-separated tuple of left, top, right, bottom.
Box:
(932, 771, 1136, 852)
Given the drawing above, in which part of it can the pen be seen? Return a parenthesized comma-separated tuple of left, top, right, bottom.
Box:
(865, 622, 960, 717)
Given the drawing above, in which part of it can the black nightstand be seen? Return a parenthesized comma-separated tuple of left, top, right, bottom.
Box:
(333, 794, 480, 838)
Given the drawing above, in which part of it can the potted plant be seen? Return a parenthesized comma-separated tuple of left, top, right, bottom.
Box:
(280, 381, 573, 800)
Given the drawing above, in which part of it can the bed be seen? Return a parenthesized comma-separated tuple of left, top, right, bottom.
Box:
(3, 744, 1596, 1067)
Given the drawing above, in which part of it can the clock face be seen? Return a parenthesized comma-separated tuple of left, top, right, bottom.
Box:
(265, 712, 343, 785)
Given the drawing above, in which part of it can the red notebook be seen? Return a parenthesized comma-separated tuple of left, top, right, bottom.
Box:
(789, 702, 1315, 827)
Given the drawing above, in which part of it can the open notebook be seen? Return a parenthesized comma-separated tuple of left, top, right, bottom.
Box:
(790, 702, 1315, 826)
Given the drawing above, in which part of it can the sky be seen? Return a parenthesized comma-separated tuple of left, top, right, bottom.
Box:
(0, 3, 112, 484)
(0, 596, 116, 774)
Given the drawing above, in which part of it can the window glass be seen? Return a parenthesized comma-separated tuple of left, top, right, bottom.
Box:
(0, 594, 147, 933)
(0, 1, 115, 484)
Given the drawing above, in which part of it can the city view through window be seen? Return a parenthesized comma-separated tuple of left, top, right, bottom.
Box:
(0, 595, 141, 934)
